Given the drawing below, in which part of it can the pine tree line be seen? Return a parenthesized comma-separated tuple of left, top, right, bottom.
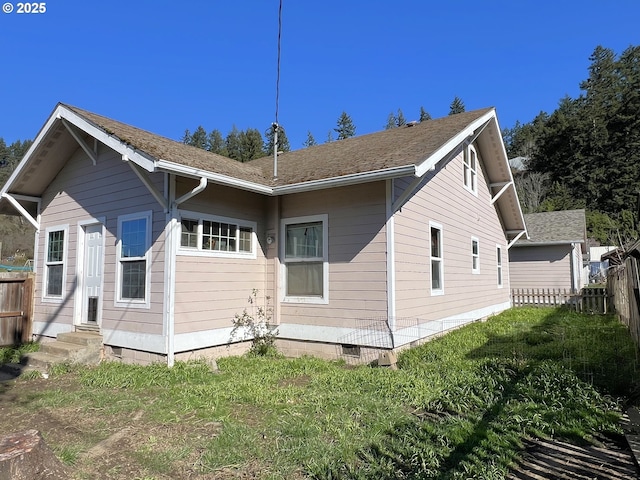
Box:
(503, 45, 640, 244)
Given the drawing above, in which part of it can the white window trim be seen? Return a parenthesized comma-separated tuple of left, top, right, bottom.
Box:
(115, 210, 152, 309)
(430, 221, 444, 296)
(471, 236, 480, 274)
(42, 224, 69, 303)
(496, 244, 504, 288)
(281, 214, 329, 304)
(176, 210, 257, 259)
(463, 144, 478, 196)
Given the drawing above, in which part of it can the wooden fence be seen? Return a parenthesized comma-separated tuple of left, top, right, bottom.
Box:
(511, 287, 609, 313)
(0, 273, 34, 346)
(607, 260, 640, 346)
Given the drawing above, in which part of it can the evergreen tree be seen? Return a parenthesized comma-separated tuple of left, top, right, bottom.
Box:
(239, 128, 265, 162)
(395, 109, 406, 127)
(334, 111, 356, 140)
(225, 125, 242, 161)
(419, 106, 431, 122)
(303, 131, 317, 148)
(384, 112, 397, 130)
(207, 129, 226, 155)
(448, 96, 465, 115)
(325, 130, 334, 143)
(263, 124, 290, 156)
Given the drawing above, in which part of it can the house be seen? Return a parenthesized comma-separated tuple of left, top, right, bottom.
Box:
(0, 103, 526, 365)
(509, 209, 587, 292)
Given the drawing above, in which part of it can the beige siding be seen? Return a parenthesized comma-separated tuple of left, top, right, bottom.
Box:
(173, 182, 268, 335)
(35, 144, 167, 338)
(278, 182, 389, 328)
(394, 147, 510, 321)
(509, 245, 572, 290)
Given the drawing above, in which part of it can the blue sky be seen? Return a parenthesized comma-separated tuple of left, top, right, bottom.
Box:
(1, 1, 638, 150)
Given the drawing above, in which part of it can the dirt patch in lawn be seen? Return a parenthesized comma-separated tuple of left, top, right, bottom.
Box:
(0, 375, 232, 479)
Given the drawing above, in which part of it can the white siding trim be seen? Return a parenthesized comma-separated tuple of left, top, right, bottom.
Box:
(165, 173, 177, 366)
(174, 326, 237, 351)
(102, 328, 166, 353)
(278, 323, 392, 347)
(392, 300, 511, 348)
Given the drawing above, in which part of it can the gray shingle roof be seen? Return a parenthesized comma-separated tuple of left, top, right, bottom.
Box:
(516, 209, 586, 245)
(64, 104, 494, 187)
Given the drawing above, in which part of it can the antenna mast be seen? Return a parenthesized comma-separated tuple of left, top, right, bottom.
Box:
(273, 0, 283, 179)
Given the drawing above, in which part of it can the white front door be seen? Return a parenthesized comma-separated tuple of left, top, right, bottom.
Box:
(81, 224, 104, 325)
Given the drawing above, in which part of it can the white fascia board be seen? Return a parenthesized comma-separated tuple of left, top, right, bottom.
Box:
(0, 105, 67, 196)
(415, 109, 496, 177)
(58, 107, 157, 172)
(511, 240, 585, 247)
(273, 165, 416, 195)
(155, 159, 273, 195)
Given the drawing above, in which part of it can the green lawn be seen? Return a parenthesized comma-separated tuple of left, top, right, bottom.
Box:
(1, 307, 636, 479)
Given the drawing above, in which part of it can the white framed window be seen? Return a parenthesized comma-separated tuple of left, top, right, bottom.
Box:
(281, 214, 328, 304)
(116, 211, 152, 308)
(463, 144, 478, 194)
(430, 222, 444, 295)
(471, 237, 480, 274)
(497, 245, 503, 288)
(177, 211, 256, 259)
(43, 225, 69, 302)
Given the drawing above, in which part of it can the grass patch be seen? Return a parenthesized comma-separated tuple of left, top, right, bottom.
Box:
(1, 307, 636, 479)
(0, 342, 38, 365)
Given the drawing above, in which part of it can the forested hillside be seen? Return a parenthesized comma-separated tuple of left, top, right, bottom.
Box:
(503, 45, 640, 245)
(0, 138, 35, 260)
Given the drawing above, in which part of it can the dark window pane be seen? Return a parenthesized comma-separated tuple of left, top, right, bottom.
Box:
(121, 260, 146, 299)
(286, 222, 323, 258)
(47, 265, 63, 296)
(431, 227, 441, 258)
(47, 230, 64, 262)
(180, 219, 198, 248)
(239, 227, 252, 252)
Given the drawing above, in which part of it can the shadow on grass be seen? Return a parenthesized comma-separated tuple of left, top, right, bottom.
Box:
(311, 308, 637, 479)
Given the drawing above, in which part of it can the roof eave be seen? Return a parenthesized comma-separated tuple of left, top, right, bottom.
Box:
(512, 240, 586, 247)
(155, 159, 273, 195)
(273, 164, 417, 195)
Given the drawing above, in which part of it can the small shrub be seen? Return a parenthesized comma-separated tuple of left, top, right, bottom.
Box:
(231, 289, 279, 356)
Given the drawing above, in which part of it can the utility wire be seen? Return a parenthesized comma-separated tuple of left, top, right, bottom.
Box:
(274, 0, 283, 126)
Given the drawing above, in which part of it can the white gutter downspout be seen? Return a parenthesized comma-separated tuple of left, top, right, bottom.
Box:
(165, 176, 207, 367)
(163, 174, 176, 366)
(175, 177, 207, 205)
(385, 179, 396, 349)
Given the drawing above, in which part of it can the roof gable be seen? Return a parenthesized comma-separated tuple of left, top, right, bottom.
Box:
(516, 209, 587, 246)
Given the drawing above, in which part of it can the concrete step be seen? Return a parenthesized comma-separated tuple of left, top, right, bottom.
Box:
(40, 341, 85, 357)
(23, 351, 65, 371)
(57, 331, 102, 347)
